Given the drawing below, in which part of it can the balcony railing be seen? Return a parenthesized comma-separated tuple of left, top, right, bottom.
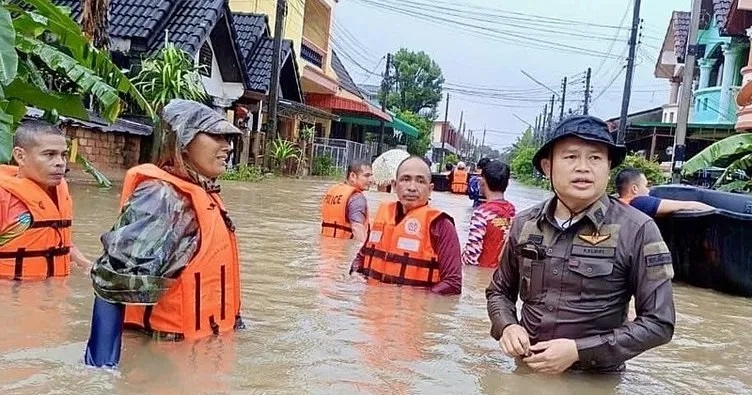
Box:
(693, 86, 739, 124)
(301, 42, 324, 68)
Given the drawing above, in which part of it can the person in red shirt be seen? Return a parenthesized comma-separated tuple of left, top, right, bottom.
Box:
(462, 160, 516, 267)
(350, 156, 462, 295)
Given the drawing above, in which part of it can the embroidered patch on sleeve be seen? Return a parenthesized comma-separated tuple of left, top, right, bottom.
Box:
(643, 241, 674, 281)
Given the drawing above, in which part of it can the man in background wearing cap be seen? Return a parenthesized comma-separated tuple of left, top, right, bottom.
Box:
(486, 115, 675, 373)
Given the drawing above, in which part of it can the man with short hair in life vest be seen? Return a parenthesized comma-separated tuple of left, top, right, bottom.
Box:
(615, 167, 713, 217)
(0, 120, 90, 280)
(350, 156, 462, 295)
(321, 159, 373, 242)
(450, 161, 469, 194)
(462, 160, 516, 268)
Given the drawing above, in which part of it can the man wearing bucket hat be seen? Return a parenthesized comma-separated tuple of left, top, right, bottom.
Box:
(486, 115, 675, 374)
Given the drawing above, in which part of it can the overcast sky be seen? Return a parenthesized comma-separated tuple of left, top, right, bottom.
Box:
(333, 0, 686, 151)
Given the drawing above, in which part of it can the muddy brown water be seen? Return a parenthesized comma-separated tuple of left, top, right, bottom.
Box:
(1, 178, 751, 394)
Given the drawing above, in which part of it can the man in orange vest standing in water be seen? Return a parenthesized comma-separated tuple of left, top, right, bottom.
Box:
(0, 120, 90, 279)
(321, 159, 373, 242)
(350, 156, 462, 295)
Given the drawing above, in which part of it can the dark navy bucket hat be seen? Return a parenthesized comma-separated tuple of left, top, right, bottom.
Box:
(532, 115, 627, 174)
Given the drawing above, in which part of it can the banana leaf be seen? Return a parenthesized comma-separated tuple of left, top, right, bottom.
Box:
(5, 79, 87, 119)
(682, 133, 752, 176)
(15, 35, 121, 122)
(0, 111, 12, 163)
(11, 0, 154, 119)
(0, 6, 18, 85)
(714, 152, 752, 188)
(69, 138, 111, 188)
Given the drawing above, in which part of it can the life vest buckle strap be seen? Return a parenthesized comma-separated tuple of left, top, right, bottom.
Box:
(360, 267, 434, 288)
(361, 247, 436, 268)
(209, 315, 219, 335)
(321, 221, 353, 233)
(30, 219, 72, 229)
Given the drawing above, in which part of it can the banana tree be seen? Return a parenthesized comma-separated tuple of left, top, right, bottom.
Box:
(682, 133, 752, 191)
(0, 0, 153, 164)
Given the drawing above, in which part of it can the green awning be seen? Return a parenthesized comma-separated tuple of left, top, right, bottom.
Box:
(336, 113, 420, 138)
(390, 115, 419, 138)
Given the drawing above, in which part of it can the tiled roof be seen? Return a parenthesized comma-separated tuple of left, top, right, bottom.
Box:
(672, 11, 691, 61)
(331, 50, 363, 98)
(246, 38, 294, 94)
(51, 0, 226, 55)
(232, 13, 294, 94)
(232, 13, 270, 68)
(714, 0, 733, 31)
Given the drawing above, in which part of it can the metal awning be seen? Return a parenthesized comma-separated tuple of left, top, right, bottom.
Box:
(305, 93, 391, 121)
(25, 107, 153, 136)
(336, 112, 420, 139)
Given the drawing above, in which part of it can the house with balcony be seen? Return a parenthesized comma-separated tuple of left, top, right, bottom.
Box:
(715, 0, 752, 131)
(620, 1, 744, 167)
(232, 12, 337, 166)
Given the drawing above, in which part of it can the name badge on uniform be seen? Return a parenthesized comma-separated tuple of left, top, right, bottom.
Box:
(369, 231, 382, 243)
(397, 237, 420, 252)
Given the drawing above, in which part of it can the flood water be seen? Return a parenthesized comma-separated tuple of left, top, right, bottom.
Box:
(2, 178, 752, 394)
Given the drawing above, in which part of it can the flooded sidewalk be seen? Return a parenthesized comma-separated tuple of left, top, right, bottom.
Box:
(1, 178, 752, 394)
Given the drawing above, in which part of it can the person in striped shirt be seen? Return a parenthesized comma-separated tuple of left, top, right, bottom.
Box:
(461, 160, 516, 268)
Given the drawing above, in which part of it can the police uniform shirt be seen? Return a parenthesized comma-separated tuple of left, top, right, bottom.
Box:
(486, 194, 676, 372)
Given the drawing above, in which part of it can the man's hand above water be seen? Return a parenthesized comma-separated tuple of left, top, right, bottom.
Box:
(522, 338, 579, 374)
(499, 324, 530, 357)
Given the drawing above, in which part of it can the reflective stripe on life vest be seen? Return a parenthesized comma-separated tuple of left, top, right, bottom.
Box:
(0, 165, 73, 280)
(121, 164, 242, 340)
(451, 170, 468, 194)
(359, 202, 449, 288)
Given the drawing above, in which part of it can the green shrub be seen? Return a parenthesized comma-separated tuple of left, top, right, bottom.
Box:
(312, 155, 342, 177)
(220, 165, 266, 182)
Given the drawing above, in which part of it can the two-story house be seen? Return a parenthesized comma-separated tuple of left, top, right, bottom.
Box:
(715, 0, 752, 131)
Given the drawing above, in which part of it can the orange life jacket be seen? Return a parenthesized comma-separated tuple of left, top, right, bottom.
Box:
(320, 183, 367, 239)
(0, 165, 72, 280)
(450, 170, 468, 194)
(359, 202, 449, 288)
(121, 164, 241, 340)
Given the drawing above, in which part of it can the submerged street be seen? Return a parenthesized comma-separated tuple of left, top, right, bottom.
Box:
(0, 179, 751, 394)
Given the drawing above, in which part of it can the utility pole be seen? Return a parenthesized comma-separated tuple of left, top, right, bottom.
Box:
(673, 0, 702, 183)
(541, 104, 548, 144)
(559, 76, 568, 122)
(377, 53, 392, 155)
(548, 94, 555, 137)
(584, 67, 592, 115)
(460, 123, 467, 159)
(457, 110, 464, 158)
(439, 93, 449, 171)
(267, 0, 287, 140)
(617, 0, 643, 144)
